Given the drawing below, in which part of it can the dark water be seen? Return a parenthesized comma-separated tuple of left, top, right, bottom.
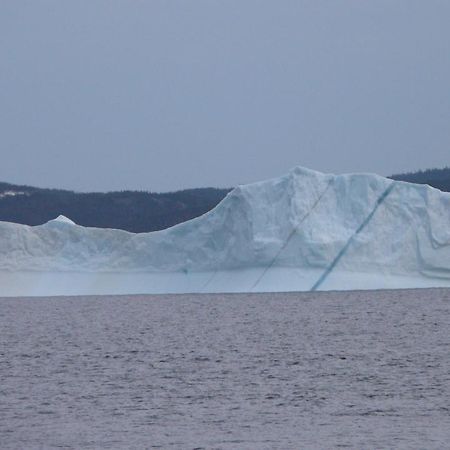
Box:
(1, 289, 450, 449)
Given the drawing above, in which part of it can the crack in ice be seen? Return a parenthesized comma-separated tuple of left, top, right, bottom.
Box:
(311, 182, 396, 291)
(251, 178, 334, 291)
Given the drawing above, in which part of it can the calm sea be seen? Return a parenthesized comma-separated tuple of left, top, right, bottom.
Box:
(1, 289, 450, 449)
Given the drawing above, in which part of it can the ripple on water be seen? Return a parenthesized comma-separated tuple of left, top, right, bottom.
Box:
(1, 289, 450, 449)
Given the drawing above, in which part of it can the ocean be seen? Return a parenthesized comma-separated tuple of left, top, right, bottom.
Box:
(1, 289, 450, 449)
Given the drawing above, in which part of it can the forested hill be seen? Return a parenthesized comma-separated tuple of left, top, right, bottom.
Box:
(0, 166, 449, 232)
(0, 182, 230, 232)
(390, 167, 450, 192)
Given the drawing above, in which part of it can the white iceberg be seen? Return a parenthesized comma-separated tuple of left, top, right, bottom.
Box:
(1, 167, 450, 296)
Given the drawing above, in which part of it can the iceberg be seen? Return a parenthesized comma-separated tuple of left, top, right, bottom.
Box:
(1, 167, 450, 296)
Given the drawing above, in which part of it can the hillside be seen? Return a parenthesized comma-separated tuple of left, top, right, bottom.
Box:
(0, 182, 230, 232)
(390, 167, 450, 191)
(0, 166, 448, 232)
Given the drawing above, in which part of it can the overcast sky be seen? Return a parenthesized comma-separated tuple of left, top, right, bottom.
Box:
(1, 1, 449, 192)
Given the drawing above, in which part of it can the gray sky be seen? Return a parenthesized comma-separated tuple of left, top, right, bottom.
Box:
(1, 1, 449, 192)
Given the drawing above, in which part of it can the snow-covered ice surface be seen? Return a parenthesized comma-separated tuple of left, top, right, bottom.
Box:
(1, 167, 450, 296)
(1, 289, 450, 449)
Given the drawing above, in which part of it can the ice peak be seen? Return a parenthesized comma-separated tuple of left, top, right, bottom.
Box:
(289, 166, 325, 177)
(48, 215, 76, 225)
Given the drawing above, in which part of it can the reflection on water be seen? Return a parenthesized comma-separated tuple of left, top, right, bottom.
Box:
(1, 289, 450, 449)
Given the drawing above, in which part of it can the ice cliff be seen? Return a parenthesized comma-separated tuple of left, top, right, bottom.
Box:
(1, 167, 450, 296)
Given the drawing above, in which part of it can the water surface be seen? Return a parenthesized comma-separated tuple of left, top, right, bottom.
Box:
(1, 289, 450, 449)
